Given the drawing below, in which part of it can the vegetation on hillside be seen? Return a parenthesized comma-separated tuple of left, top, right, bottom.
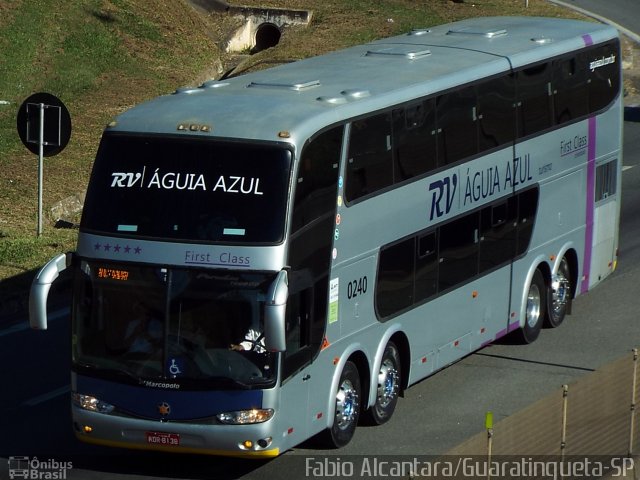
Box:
(0, 0, 580, 280)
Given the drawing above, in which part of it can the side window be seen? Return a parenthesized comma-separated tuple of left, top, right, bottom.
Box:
(285, 126, 343, 380)
(477, 74, 516, 151)
(516, 188, 539, 256)
(479, 197, 517, 273)
(291, 126, 343, 234)
(415, 231, 438, 303)
(436, 86, 478, 165)
(588, 40, 621, 113)
(376, 237, 415, 318)
(553, 56, 589, 125)
(392, 99, 437, 181)
(438, 212, 479, 292)
(516, 62, 553, 137)
(346, 113, 393, 202)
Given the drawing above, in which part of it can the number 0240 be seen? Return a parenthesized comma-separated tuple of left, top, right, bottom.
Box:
(347, 276, 367, 299)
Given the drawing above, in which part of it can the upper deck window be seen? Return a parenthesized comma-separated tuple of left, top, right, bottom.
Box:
(81, 133, 292, 244)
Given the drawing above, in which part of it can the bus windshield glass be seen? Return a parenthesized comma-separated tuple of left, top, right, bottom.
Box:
(72, 260, 277, 389)
(81, 133, 292, 244)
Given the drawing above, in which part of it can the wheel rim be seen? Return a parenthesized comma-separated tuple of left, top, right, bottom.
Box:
(526, 283, 541, 328)
(551, 270, 570, 318)
(377, 359, 399, 409)
(335, 379, 359, 430)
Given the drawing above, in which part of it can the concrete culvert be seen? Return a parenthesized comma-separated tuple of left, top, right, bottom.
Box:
(253, 23, 281, 53)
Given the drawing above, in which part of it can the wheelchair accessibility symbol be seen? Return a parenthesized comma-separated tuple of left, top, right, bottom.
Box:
(168, 358, 182, 376)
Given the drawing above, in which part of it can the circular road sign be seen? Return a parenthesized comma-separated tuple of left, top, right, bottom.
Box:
(17, 92, 72, 157)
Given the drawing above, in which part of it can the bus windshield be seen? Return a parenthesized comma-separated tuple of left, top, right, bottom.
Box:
(81, 133, 292, 244)
(72, 260, 277, 389)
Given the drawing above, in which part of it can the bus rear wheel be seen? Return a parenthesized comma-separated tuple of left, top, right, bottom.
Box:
(517, 269, 546, 344)
(324, 361, 361, 448)
(546, 257, 571, 328)
(364, 341, 401, 425)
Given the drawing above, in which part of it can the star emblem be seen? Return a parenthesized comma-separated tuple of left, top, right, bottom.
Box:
(158, 402, 171, 416)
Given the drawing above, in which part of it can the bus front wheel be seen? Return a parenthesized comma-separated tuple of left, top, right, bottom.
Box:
(364, 341, 401, 425)
(517, 269, 546, 344)
(324, 361, 361, 448)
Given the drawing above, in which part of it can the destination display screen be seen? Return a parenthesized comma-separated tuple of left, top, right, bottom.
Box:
(96, 267, 130, 281)
(81, 133, 292, 244)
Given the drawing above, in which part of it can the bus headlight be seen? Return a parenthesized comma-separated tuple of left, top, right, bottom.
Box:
(217, 408, 274, 425)
(72, 393, 115, 414)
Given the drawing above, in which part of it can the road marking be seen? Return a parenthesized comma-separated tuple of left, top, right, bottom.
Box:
(22, 385, 70, 407)
(0, 307, 69, 337)
(623, 165, 634, 172)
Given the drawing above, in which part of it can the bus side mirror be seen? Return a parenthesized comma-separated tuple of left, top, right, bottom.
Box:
(264, 269, 288, 352)
(29, 252, 71, 330)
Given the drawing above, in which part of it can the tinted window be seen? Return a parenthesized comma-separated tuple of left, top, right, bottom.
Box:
(286, 127, 343, 379)
(553, 56, 589, 124)
(477, 75, 516, 150)
(516, 63, 553, 136)
(392, 99, 437, 181)
(415, 231, 438, 302)
(436, 86, 478, 164)
(438, 213, 479, 291)
(588, 40, 621, 112)
(516, 188, 539, 255)
(346, 113, 393, 201)
(82, 133, 292, 244)
(375, 188, 538, 319)
(377, 238, 415, 318)
(479, 197, 517, 272)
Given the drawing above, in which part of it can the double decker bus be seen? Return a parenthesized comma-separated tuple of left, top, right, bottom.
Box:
(30, 16, 621, 457)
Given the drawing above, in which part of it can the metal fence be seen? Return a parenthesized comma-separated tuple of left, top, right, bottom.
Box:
(443, 349, 639, 477)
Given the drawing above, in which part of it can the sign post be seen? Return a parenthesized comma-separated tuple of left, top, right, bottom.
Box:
(17, 92, 72, 236)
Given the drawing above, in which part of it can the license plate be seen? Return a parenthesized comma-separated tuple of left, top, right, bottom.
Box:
(146, 431, 180, 447)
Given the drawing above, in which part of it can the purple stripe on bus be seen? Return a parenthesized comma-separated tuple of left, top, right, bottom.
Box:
(581, 117, 597, 294)
(582, 34, 594, 46)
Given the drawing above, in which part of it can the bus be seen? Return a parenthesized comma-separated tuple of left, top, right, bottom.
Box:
(30, 15, 621, 457)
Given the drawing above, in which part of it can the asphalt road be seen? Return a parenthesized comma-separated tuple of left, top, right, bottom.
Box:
(2, 4, 640, 480)
(553, 0, 640, 41)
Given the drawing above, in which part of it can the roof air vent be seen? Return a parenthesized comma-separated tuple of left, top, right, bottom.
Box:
(447, 26, 507, 38)
(247, 80, 321, 91)
(365, 46, 431, 60)
(407, 28, 431, 36)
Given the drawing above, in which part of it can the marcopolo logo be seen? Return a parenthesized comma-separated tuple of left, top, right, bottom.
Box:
(8, 456, 73, 479)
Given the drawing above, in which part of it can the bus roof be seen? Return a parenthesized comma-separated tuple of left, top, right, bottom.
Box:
(110, 16, 617, 145)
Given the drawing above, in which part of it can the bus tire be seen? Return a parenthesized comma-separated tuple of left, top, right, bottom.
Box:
(324, 361, 361, 448)
(364, 341, 401, 426)
(546, 257, 571, 328)
(517, 269, 546, 344)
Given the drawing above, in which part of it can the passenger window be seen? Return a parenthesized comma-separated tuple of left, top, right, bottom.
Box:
(479, 198, 517, 272)
(588, 41, 621, 113)
(553, 56, 589, 124)
(376, 238, 415, 318)
(392, 99, 437, 181)
(477, 75, 516, 150)
(438, 213, 479, 291)
(436, 86, 478, 165)
(415, 231, 438, 303)
(516, 188, 539, 255)
(346, 113, 393, 202)
(516, 62, 553, 137)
